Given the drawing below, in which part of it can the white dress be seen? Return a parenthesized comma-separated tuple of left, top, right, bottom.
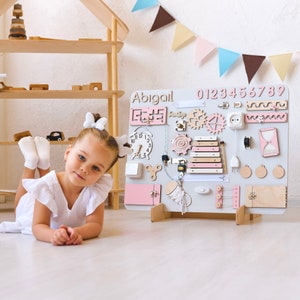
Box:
(0, 170, 113, 235)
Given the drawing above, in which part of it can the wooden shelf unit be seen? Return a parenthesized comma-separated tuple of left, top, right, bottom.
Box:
(0, 90, 124, 99)
(0, 141, 71, 146)
(0, 39, 124, 54)
(0, 0, 129, 209)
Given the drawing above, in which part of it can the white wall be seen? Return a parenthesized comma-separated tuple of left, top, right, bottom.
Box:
(1, 0, 300, 201)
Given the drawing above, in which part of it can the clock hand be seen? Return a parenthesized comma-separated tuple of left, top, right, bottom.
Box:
(135, 144, 142, 155)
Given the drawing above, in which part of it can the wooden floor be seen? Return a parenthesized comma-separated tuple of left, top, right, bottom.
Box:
(1, 206, 300, 300)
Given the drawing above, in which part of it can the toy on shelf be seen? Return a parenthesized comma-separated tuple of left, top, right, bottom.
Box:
(29, 84, 49, 90)
(13, 131, 70, 143)
(0, 82, 12, 91)
(9, 3, 27, 40)
(0, 81, 26, 91)
(0, 75, 24, 91)
(46, 131, 65, 141)
(13, 130, 32, 142)
(72, 82, 103, 91)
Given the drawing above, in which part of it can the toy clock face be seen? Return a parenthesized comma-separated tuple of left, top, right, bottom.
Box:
(130, 130, 153, 160)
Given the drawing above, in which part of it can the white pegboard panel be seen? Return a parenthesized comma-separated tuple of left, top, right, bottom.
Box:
(125, 84, 289, 216)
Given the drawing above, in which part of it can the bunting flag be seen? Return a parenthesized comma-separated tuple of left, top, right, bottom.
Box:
(149, 6, 175, 32)
(194, 37, 216, 66)
(269, 53, 293, 81)
(130, 2, 297, 82)
(242, 54, 266, 83)
(172, 22, 195, 51)
(218, 48, 240, 76)
(131, 0, 159, 12)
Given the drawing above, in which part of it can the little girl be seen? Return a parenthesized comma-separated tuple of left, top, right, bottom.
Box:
(0, 112, 131, 246)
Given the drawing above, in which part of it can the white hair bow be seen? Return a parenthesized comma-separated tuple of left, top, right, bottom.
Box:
(83, 112, 132, 157)
(115, 135, 132, 157)
(83, 112, 107, 130)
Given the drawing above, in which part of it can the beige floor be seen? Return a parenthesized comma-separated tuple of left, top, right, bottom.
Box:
(0, 206, 300, 300)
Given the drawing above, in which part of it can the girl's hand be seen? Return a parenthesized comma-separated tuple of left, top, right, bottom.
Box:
(57, 225, 83, 245)
(50, 226, 71, 246)
(64, 226, 83, 245)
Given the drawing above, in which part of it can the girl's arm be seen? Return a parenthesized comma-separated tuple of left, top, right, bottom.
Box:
(32, 200, 105, 245)
(73, 202, 105, 240)
(32, 200, 69, 245)
(60, 202, 105, 245)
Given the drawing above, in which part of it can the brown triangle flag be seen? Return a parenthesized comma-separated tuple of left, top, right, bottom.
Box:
(150, 6, 175, 32)
(242, 54, 266, 83)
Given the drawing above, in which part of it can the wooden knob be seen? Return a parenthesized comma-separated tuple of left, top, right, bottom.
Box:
(239, 165, 252, 178)
(273, 165, 285, 179)
(255, 165, 267, 178)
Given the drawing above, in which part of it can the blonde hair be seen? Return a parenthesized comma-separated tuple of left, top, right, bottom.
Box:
(73, 126, 119, 172)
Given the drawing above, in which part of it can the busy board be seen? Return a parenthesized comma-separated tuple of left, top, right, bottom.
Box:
(124, 85, 289, 218)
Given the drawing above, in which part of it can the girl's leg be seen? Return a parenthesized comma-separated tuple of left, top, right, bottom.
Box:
(18, 136, 38, 170)
(14, 136, 51, 209)
(34, 136, 50, 171)
(15, 136, 38, 209)
(14, 167, 36, 209)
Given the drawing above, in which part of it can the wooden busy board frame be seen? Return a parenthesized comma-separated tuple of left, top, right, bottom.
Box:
(125, 85, 289, 224)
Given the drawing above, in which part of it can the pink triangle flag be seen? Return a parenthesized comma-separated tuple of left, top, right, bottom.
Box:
(195, 37, 216, 66)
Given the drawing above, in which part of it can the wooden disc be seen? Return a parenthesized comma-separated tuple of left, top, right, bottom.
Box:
(273, 165, 285, 179)
(239, 165, 252, 178)
(255, 165, 267, 178)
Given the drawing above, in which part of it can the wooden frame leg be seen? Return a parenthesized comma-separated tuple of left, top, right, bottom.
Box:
(236, 205, 261, 225)
(151, 204, 261, 225)
(151, 203, 171, 222)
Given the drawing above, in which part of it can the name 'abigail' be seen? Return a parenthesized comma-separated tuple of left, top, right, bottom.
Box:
(132, 91, 174, 105)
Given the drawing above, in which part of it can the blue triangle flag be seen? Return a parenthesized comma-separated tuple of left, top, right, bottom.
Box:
(132, 0, 159, 12)
(218, 48, 240, 76)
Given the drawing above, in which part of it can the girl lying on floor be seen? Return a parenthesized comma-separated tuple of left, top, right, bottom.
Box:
(0, 112, 131, 245)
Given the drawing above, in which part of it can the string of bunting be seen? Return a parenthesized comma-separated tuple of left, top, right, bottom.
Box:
(131, 0, 296, 83)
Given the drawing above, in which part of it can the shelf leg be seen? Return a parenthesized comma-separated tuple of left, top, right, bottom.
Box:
(106, 17, 121, 209)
